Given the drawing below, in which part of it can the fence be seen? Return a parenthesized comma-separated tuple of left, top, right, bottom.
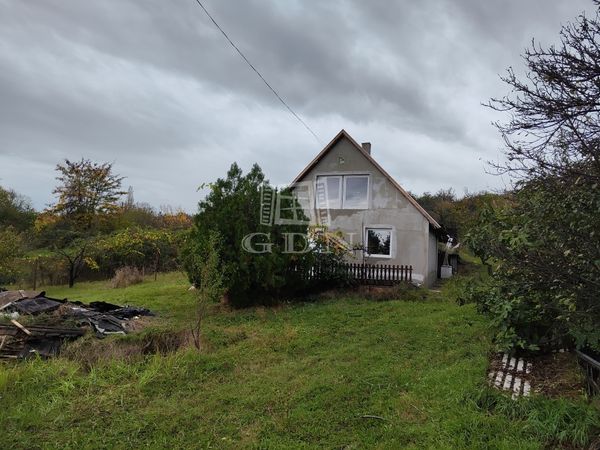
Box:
(296, 262, 412, 285)
(576, 350, 600, 396)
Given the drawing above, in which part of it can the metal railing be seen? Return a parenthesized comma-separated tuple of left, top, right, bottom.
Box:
(576, 349, 600, 396)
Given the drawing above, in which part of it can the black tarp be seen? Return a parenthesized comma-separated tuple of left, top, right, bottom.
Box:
(8, 297, 63, 315)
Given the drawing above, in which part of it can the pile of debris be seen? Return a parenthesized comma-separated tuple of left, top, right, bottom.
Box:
(0, 290, 153, 359)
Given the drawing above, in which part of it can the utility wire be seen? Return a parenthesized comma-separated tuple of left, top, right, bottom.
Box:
(193, 0, 321, 144)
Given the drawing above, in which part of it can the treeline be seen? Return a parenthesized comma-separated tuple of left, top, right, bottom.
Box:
(0, 159, 191, 288)
(412, 188, 511, 243)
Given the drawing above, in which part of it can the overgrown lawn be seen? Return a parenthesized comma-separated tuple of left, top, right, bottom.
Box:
(1, 273, 598, 449)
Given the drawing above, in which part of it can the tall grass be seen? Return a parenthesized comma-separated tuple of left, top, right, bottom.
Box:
(0, 272, 597, 448)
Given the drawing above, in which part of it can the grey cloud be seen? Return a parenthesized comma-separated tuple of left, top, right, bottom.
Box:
(0, 0, 595, 211)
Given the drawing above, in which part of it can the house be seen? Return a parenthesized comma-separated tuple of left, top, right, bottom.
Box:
(291, 129, 441, 286)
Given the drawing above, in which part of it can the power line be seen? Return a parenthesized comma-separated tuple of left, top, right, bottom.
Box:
(192, 0, 321, 144)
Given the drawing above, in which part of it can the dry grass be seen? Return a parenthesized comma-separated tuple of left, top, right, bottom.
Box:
(61, 328, 192, 370)
(110, 266, 144, 289)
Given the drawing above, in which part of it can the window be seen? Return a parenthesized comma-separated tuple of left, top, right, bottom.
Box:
(315, 174, 369, 209)
(344, 175, 369, 209)
(365, 228, 392, 257)
(315, 176, 342, 209)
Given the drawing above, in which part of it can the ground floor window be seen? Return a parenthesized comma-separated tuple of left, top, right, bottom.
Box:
(365, 227, 392, 257)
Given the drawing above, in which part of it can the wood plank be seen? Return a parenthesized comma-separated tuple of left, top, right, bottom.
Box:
(10, 319, 31, 336)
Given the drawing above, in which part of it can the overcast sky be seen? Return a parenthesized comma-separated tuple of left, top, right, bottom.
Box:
(0, 0, 595, 212)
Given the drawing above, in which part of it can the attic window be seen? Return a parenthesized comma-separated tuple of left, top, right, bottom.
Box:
(315, 174, 369, 209)
(315, 175, 342, 209)
(365, 228, 392, 258)
(344, 175, 369, 209)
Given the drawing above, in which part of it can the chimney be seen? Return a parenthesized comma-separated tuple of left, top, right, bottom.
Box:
(361, 142, 371, 154)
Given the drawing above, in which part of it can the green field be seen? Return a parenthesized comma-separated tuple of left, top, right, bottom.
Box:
(1, 273, 598, 449)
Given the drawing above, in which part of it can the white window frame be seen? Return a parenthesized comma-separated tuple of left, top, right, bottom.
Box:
(343, 175, 369, 209)
(364, 227, 393, 258)
(315, 173, 370, 210)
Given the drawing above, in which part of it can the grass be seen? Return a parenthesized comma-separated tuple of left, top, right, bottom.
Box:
(1, 272, 598, 449)
(38, 271, 195, 325)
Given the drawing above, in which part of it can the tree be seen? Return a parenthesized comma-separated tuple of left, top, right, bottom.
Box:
(0, 227, 24, 285)
(414, 189, 460, 238)
(183, 163, 312, 307)
(471, 4, 600, 352)
(414, 189, 510, 242)
(39, 159, 126, 287)
(0, 186, 36, 232)
(55, 236, 90, 288)
(488, 5, 600, 182)
(50, 159, 126, 230)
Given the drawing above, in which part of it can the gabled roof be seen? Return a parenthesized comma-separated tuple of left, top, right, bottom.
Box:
(292, 129, 441, 229)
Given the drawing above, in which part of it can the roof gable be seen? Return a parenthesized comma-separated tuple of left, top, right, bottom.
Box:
(292, 129, 441, 228)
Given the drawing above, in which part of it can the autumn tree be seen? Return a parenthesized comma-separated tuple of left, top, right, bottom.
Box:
(50, 159, 126, 230)
(40, 159, 126, 287)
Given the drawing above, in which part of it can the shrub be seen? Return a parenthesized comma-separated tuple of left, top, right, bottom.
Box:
(0, 227, 24, 285)
(465, 176, 600, 352)
(91, 227, 182, 277)
(183, 164, 302, 307)
(110, 266, 144, 288)
(191, 230, 224, 349)
(183, 163, 347, 308)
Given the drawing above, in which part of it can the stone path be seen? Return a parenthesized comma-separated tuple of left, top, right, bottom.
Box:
(488, 353, 533, 399)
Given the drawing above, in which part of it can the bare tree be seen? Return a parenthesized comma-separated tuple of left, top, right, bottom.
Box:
(487, 4, 600, 182)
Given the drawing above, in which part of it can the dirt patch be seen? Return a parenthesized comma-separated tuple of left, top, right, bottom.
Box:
(528, 351, 586, 398)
